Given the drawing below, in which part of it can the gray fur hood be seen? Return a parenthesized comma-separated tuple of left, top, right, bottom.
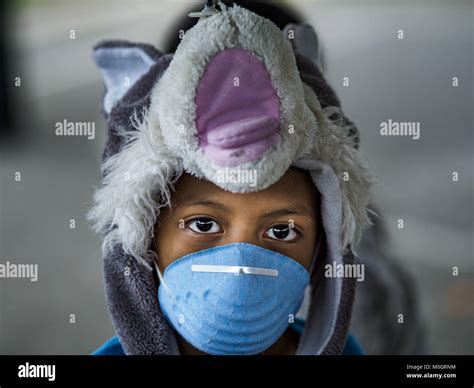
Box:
(89, 4, 373, 355)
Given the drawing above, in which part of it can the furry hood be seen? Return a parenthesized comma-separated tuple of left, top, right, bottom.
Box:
(90, 4, 373, 355)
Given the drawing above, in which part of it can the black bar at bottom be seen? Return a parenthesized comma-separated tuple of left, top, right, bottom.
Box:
(0, 355, 471, 386)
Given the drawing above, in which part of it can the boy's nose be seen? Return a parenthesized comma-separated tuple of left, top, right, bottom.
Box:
(223, 222, 262, 248)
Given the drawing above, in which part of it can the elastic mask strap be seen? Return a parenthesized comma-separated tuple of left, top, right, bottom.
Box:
(295, 239, 321, 321)
(309, 234, 323, 276)
(153, 259, 173, 299)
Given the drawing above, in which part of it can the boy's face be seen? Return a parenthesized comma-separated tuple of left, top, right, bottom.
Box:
(155, 167, 320, 273)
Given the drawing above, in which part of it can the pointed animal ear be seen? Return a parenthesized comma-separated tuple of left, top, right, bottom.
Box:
(283, 23, 323, 70)
(283, 24, 360, 148)
(93, 41, 162, 115)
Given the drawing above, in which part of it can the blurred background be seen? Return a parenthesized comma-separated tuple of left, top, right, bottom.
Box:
(0, 0, 472, 354)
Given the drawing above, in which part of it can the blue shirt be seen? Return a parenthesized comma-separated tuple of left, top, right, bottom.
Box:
(92, 321, 365, 355)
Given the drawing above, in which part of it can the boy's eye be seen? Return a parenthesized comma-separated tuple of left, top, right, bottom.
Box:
(187, 218, 222, 234)
(264, 224, 299, 242)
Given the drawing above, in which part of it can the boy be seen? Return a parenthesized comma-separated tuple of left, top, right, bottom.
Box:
(90, 3, 372, 355)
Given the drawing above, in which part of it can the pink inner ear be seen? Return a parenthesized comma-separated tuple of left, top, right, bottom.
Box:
(195, 48, 281, 167)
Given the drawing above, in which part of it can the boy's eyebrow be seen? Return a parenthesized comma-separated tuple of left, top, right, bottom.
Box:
(179, 195, 312, 219)
(178, 197, 231, 213)
(260, 206, 313, 220)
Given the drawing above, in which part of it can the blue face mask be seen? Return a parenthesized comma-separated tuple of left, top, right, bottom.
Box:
(156, 242, 310, 355)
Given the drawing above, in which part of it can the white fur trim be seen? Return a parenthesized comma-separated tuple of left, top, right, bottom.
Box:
(299, 83, 374, 250)
(88, 110, 183, 264)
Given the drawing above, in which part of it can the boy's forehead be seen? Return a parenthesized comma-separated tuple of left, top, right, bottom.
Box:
(172, 167, 318, 208)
